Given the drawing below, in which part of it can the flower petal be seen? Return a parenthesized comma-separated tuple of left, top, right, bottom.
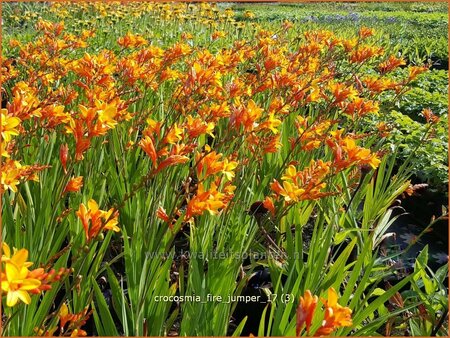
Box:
(5, 262, 20, 282)
(11, 248, 29, 267)
(16, 290, 32, 304)
(20, 278, 41, 290)
(6, 291, 19, 307)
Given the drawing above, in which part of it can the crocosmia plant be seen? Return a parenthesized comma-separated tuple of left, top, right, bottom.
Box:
(1, 1, 448, 337)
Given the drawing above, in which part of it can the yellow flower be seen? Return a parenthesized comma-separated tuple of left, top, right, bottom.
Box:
(244, 10, 255, 19)
(1, 243, 33, 268)
(1, 262, 41, 307)
(222, 158, 238, 181)
(281, 181, 305, 202)
(1, 109, 21, 142)
(95, 100, 118, 128)
(1, 142, 9, 158)
(259, 113, 282, 134)
(102, 208, 121, 233)
(281, 165, 297, 182)
(1, 160, 22, 192)
(164, 123, 184, 144)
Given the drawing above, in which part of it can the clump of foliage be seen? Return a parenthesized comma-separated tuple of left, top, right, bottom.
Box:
(1, 2, 448, 337)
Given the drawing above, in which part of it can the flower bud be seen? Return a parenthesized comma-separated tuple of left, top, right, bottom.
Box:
(60, 144, 69, 174)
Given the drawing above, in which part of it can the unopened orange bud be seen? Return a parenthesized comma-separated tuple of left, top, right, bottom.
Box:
(156, 206, 170, 223)
(60, 144, 69, 174)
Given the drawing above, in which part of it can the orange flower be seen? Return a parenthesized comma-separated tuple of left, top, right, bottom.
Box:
(117, 32, 147, 48)
(28, 267, 70, 293)
(315, 288, 353, 336)
(70, 51, 115, 84)
(63, 176, 83, 194)
(160, 67, 181, 82)
(143, 118, 162, 137)
(36, 19, 65, 36)
(231, 99, 264, 132)
(271, 160, 331, 203)
(341, 37, 358, 52)
(344, 97, 379, 117)
(270, 179, 284, 195)
(422, 108, 439, 124)
(264, 56, 280, 72)
(378, 55, 406, 74)
(59, 303, 73, 331)
(76, 199, 120, 241)
(282, 20, 293, 30)
(408, 65, 428, 81)
(185, 115, 215, 139)
(358, 27, 375, 39)
(155, 155, 189, 173)
(296, 288, 352, 336)
(362, 76, 398, 93)
(9, 82, 41, 121)
(57, 303, 91, 336)
(262, 135, 282, 154)
(263, 197, 276, 216)
(211, 31, 226, 40)
(296, 290, 318, 336)
(275, 181, 306, 203)
(376, 122, 391, 137)
(40, 104, 71, 128)
(75, 100, 121, 138)
(181, 32, 193, 40)
(328, 83, 358, 105)
(350, 45, 383, 63)
(164, 42, 192, 61)
(139, 136, 158, 167)
(65, 119, 91, 161)
(328, 134, 381, 170)
(195, 150, 238, 181)
(185, 182, 231, 220)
